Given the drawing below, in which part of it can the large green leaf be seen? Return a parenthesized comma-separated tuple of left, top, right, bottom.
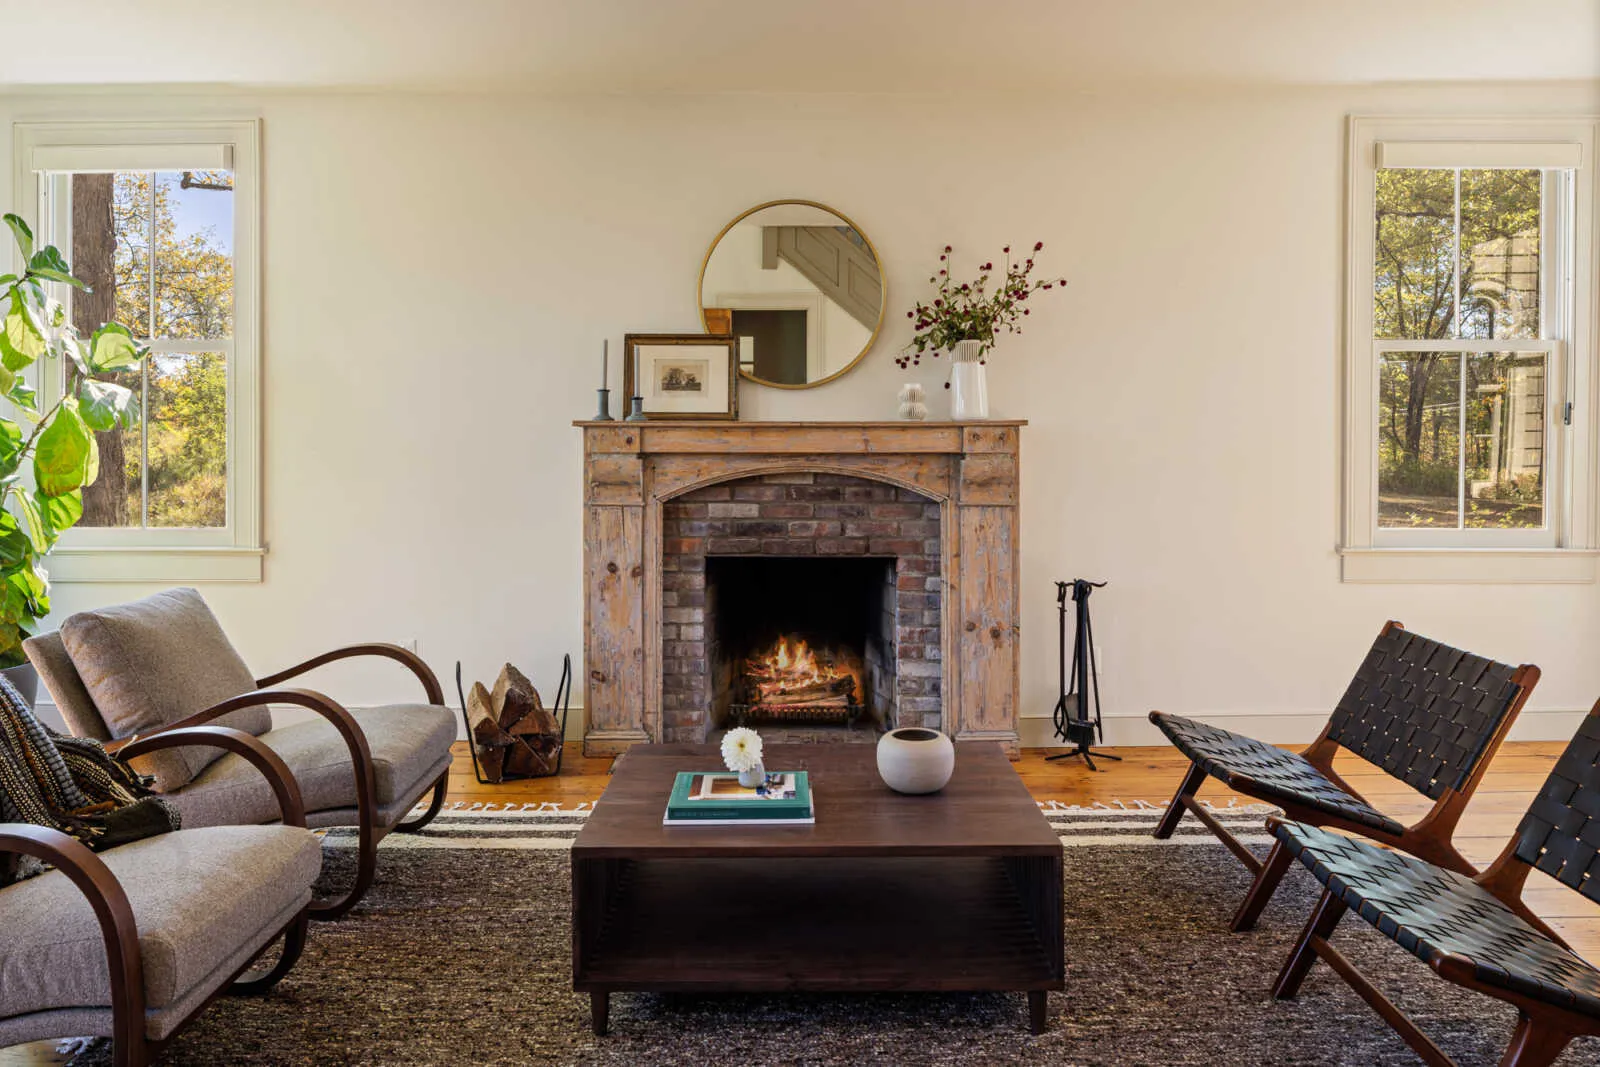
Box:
(27, 247, 81, 290)
(78, 377, 135, 431)
(8, 377, 38, 417)
(3, 215, 33, 263)
(9, 487, 45, 552)
(33, 399, 92, 497)
(88, 322, 141, 373)
(1, 293, 45, 370)
(8, 563, 49, 618)
(0, 420, 22, 476)
(0, 513, 32, 569)
(39, 489, 82, 537)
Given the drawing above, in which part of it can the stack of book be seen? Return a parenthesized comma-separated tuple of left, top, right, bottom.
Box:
(662, 771, 815, 826)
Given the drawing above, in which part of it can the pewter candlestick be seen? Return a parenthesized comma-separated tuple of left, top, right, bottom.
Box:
(626, 343, 647, 421)
(593, 339, 614, 420)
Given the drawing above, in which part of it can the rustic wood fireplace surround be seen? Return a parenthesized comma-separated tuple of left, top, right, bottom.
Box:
(578, 420, 1025, 756)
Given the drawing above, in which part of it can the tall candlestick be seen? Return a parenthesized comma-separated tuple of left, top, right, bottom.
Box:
(602, 338, 608, 388)
(625, 343, 647, 421)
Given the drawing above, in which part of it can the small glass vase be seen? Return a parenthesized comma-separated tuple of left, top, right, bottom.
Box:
(738, 762, 766, 788)
(948, 339, 989, 420)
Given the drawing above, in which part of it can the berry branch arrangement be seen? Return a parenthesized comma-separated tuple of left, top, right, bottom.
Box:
(896, 241, 1066, 370)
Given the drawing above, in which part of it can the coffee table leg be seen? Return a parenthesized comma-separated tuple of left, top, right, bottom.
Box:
(1028, 990, 1048, 1034)
(591, 991, 610, 1036)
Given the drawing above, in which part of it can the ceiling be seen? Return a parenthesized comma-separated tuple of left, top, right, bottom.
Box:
(3, 0, 1596, 92)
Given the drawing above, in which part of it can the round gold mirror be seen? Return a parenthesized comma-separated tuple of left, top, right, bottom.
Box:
(698, 200, 884, 389)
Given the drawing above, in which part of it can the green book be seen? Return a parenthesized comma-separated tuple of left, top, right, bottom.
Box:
(663, 771, 814, 825)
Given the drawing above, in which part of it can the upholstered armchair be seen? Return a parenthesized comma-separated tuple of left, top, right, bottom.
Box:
(0, 724, 320, 1067)
(25, 588, 457, 919)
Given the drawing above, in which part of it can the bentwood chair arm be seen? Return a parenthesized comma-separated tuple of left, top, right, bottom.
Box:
(0, 824, 147, 1057)
(108, 688, 378, 919)
(118, 726, 307, 828)
(255, 643, 445, 705)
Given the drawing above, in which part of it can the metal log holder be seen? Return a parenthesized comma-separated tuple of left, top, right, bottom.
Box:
(454, 653, 573, 784)
(728, 702, 866, 727)
(1046, 578, 1120, 771)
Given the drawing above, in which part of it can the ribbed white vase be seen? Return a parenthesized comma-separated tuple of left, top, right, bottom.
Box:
(948, 339, 989, 420)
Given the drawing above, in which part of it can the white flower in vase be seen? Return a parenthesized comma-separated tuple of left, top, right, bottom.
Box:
(721, 727, 765, 786)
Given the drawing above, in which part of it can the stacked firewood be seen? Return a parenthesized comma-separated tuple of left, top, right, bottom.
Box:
(465, 664, 562, 782)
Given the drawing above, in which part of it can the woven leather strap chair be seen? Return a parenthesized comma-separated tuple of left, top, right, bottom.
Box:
(1149, 621, 1539, 931)
(26, 588, 456, 920)
(1268, 704, 1600, 1067)
(1, 725, 319, 1067)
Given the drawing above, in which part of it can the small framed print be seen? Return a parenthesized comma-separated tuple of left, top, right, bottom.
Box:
(622, 334, 739, 420)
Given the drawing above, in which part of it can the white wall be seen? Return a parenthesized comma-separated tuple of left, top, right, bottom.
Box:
(3, 81, 1598, 744)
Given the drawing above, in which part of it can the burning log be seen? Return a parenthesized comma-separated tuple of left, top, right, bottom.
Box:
(752, 676, 855, 706)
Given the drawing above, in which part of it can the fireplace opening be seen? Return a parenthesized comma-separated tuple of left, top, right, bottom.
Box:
(706, 556, 897, 734)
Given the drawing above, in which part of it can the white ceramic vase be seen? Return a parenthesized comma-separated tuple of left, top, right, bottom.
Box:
(876, 727, 956, 794)
(948, 339, 989, 420)
(738, 762, 765, 788)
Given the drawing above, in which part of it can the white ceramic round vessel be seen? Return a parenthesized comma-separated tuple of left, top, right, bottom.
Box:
(876, 727, 956, 794)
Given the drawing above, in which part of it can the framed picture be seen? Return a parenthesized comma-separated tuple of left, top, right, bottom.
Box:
(622, 334, 739, 420)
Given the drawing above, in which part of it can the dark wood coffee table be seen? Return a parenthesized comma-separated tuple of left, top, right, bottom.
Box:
(571, 743, 1063, 1034)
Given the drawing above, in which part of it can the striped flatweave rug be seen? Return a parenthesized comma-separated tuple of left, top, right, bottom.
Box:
(320, 798, 1280, 850)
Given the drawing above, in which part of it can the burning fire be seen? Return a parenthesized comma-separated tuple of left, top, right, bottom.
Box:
(745, 636, 863, 710)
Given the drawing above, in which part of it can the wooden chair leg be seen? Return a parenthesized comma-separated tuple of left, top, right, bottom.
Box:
(395, 773, 448, 833)
(1231, 839, 1295, 932)
(1500, 1014, 1574, 1067)
(229, 913, 309, 995)
(1153, 762, 1206, 839)
(1273, 888, 1347, 1000)
(310, 823, 379, 920)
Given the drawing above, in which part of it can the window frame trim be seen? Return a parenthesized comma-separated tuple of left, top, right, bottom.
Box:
(10, 119, 262, 582)
(1341, 114, 1600, 583)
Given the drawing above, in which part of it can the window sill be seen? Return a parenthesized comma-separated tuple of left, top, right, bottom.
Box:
(45, 546, 264, 584)
(1339, 547, 1599, 584)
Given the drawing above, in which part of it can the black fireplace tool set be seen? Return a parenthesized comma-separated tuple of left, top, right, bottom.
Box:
(1046, 578, 1120, 771)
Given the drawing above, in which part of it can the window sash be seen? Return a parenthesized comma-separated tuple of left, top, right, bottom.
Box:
(1345, 116, 1596, 563)
(1371, 340, 1561, 548)
(12, 120, 261, 572)
(39, 170, 236, 536)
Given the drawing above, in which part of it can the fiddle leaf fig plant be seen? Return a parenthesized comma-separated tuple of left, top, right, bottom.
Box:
(0, 212, 146, 666)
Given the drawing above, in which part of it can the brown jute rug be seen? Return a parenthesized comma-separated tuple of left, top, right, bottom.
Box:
(63, 804, 1598, 1065)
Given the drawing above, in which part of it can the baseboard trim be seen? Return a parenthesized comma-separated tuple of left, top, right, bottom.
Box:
(1020, 707, 1590, 747)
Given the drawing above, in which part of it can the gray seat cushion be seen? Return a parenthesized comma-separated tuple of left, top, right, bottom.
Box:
(0, 825, 320, 1020)
(58, 589, 269, 792)
(166, 704, 456, 830)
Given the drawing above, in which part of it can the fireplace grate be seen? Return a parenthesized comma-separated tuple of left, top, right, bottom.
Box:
(729, 703, 866, 727)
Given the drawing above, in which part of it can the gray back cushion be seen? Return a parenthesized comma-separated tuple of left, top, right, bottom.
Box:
(24, 631, 111, 742)
(59, 588, 269, 791)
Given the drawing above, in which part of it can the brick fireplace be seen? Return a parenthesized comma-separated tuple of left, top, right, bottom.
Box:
(577, 420, 1025, 757)
(662, 473, 942, 741)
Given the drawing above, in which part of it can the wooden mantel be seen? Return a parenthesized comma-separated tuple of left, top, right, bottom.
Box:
(577, 420, 1026, 756)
